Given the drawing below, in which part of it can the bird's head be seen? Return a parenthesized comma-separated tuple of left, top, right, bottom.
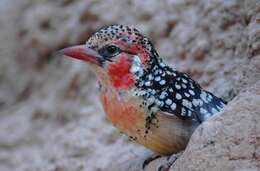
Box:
(60, 25, 159, 90)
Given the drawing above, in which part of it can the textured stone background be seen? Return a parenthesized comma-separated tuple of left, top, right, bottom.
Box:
(0, 0, 259, 171)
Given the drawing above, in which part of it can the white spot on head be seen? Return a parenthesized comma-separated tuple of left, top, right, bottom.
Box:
(169, 88, 173, 92)
(176, 93, 182, 100)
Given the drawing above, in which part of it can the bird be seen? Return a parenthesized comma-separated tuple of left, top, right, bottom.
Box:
(60, 24, 226, 157)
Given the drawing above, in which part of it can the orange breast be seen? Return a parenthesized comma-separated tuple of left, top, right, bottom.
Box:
(100, 88, 146, 135)
(100, 86, 197, 155)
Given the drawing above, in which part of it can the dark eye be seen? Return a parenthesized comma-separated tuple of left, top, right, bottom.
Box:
(98, 45, 121, 58)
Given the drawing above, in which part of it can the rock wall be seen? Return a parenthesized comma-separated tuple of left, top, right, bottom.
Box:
(0, 0, 259, 171)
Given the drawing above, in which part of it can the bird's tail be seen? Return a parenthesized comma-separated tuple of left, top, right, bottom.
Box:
(195, 90, 226, 122)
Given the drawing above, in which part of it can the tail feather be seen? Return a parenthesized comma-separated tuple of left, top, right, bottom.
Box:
(195, 91, 226, 122)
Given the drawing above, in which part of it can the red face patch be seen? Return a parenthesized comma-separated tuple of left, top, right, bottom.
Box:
(107, 54, 136, 89)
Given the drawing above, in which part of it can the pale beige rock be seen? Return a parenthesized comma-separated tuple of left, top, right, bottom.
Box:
(170, 81, 260, 171)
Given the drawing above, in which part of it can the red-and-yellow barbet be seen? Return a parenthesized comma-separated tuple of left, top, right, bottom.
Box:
(60, 24, 226, 167)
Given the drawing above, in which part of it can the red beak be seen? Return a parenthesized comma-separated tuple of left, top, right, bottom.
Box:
(59, 45, 102, 65)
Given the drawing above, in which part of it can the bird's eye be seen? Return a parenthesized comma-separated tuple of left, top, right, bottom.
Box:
(98, 45, 121, 58)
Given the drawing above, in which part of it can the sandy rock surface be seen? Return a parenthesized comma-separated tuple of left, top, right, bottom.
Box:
(0, 0, 259, 171)
(171, 81, 260, 171)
